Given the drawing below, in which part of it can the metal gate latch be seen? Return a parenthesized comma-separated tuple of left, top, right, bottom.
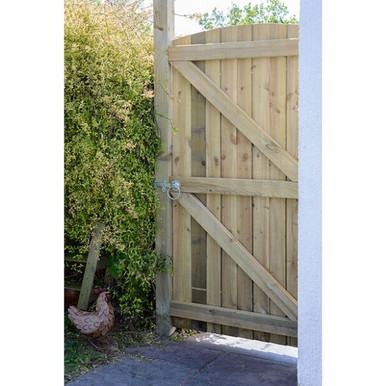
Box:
(153, 179, 181, 200)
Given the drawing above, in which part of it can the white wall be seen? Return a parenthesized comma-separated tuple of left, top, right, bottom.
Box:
(298, 0, 322, 384)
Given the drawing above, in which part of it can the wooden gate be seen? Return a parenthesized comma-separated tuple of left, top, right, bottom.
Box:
(155, 17, 298, 346)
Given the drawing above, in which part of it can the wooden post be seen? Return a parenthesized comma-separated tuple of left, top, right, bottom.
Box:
(77, 222, 105, 310)
(154, 0, 175, 336)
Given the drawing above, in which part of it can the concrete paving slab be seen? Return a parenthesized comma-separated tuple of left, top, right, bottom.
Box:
(125, 340, 220, 370)
(185, 352, 297, 386)
(68, 333, 298, 385)
(67, 355, 197, 386)
(184, 333, 298, 365)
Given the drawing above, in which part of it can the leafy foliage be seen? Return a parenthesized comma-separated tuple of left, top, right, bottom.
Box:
(194, 0, 298, 30)
(64, 0, 165, 327)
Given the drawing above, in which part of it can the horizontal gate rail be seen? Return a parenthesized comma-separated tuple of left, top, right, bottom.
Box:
(170, 176, 298, 198)
(172, 60, 298, 181)
(170, 300, 297, 337)
(175, 193, 298, 321)
(168, 38, 298, 61)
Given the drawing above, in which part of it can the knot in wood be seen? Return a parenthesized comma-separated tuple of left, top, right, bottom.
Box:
(265, 144, 280, 153)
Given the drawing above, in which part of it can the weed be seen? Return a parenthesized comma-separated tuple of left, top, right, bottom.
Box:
(167, 328, 198, 343)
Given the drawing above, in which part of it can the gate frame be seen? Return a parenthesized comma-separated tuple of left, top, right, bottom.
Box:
(154, 0, 175, 336)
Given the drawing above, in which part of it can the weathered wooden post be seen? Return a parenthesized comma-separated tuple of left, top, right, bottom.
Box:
(154, 0, 175, 336)
(77, 222, 106, 310)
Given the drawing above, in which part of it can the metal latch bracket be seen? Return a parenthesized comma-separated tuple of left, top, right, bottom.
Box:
(153, 179, 181, 200)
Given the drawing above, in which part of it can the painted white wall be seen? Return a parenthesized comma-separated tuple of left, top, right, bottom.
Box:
(298, 0, 322, 384)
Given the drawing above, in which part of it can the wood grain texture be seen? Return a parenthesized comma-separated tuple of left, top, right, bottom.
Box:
(172, 60, 298, 181)
(172, 34, 192, 329)
(170, 301, 297, 337)
(236, 24, 253, 339)
(205, 28, 222, 334)
(154, 0, 175, 336)
(170, 176, 298, 198)
(168, 38, 299, 61)
(220, 25, 238, 337)
(190, 31, 207, 331)
(252, 23, 272, 342)
(266, 23, 287, 345)
(176, 193, 298, 321)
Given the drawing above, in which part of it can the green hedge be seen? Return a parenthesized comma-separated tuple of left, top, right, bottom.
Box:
(64, 0, 164, 327)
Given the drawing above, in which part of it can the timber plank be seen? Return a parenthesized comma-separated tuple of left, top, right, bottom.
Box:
(190, 31, 207, 331)
(171, 60, 298, 181)
(220, 25, 238, 337)
(172, 35, 192, 329)
(170, 301, 297, 337)
(169, 176, 298, 198)
(168, 38, 299, 61)
(205, 27, 222, 334)
(266, 23, 287, 346)
(236, 24, 254, 339)
(252, 23, 271, 342)
(175, 193, 298, 321)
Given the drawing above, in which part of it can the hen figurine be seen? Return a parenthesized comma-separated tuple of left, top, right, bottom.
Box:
(68, 288, 115, 338)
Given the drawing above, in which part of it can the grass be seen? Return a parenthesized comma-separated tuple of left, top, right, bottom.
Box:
(64, 312, 162, 383)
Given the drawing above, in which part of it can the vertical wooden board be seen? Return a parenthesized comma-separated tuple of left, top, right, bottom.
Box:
(252, 23, 271, 342)
(191, 126, 207, 327)
(236, 24, 253, 340)
(266, 23, 288, 345)
(190, 127, 207, 307)
(205, 28, 222, 334)
(190, 32, 207, 332)
(286, 24, 299, 347)
(172, 35, 192, 329)
(220, 25, 238, 337)
(154, 0, 175, 336)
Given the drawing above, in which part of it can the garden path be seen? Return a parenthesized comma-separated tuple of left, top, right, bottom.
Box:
(67, 332, 297, 385)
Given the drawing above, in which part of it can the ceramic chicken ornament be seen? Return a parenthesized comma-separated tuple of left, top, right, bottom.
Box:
(68, 289, 115, 338)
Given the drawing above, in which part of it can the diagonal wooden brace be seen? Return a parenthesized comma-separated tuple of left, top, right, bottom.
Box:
(172, 60, 298, 182)
(176, 193, 298, 321)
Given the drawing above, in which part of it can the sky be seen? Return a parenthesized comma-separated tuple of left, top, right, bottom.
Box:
(143, 0, 300, 36)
